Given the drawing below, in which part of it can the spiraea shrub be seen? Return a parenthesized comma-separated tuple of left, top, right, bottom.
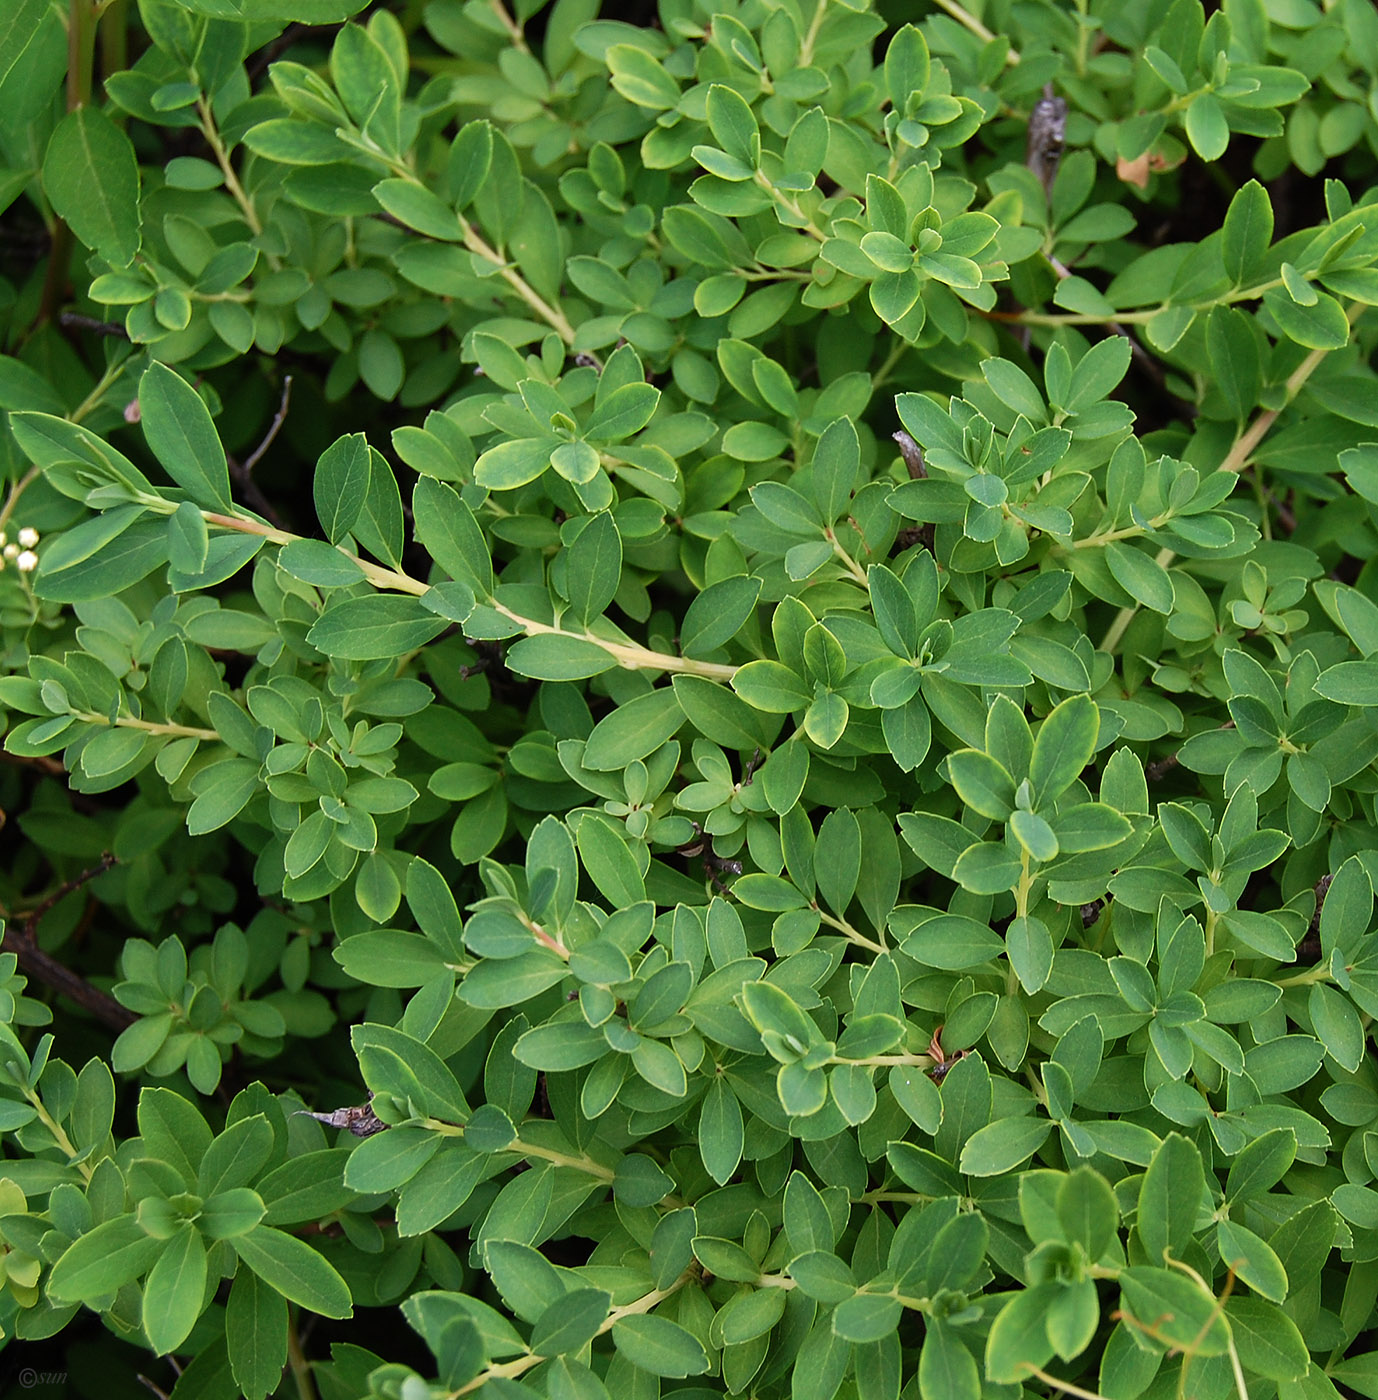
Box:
(2, 0, 1378, 1395)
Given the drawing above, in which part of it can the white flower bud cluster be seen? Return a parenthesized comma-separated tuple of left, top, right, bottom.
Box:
(0, 526, 40, 573)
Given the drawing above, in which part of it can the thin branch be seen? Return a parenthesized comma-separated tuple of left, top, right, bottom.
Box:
(227, 375, 291, 527)
(59, 311, 130, 339)
(893, 430, 927, 480)
(930, 0, 1021, 61)
(3, 854, 134, 1031)
(21, 853, 119, 937)
(243, 375, 292, 474)
(1024, 1367, 1111, 1400)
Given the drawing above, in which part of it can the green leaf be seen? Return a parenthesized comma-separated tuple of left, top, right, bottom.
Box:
(1217, 1218, 1288, 1301)
(699, 1078, 744, 1186)
(315, 434, 371, 544)
(1205, 306, 1262, 424)
(143, 1226, 208, 1354)
(226, 1267, 288, 1400)
(566, 512, 622, 625)
(1030, 694, 1100, 806)
(945, 750, 1015, 820)
(920, 1320, 980, 1400)
(582, 688, 685, 769)
(1262, 288, 1351, 349)
(1222, 180, 1273, 284)
(35, 518, 169, 602)
(1118, 1268, 1228, 1355)
(811, 417, 860, 523)
(705, 84, 759, 166)
(1315, 661, 1378, 705)
(576, 815, 646, 906)
(532, 1288, 612, 1356)
(897, 912, 1003, 970)
(413, 477, 493, 594)
(308, 595, 447, 660)
(611, 1315, 711, 1377)
(232, 1226, 352, 1318)
(42, 107, 141, 266)
(1184, 93, 1229, 161)
(1227, 1298, 1309, 1382)
(1138, 1133, 1204, 1265)
(833, 1294, 902, 1343)
(959, 1117, 1054, 1176)
(1058, 1167, 1118, 1260)
(48, 1215, 165, 1303)
(733, 660, 812, 712)
(506, 635, 619, 680)
(985, 1283, 1059, 1383)
(139, 364, 233, 511)
(1225, 1128, 1296, 1203)
(681, 576, 761, 657)
(1105, 541, 1174, 614)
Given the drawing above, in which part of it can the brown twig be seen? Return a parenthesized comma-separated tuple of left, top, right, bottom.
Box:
(243, 375, 292, 474)
(227, 376, 291, 527)
(22, 853, 118, 938)
(59, 311, 130, 339)
(1295, 871, 1335, 962)
(3, 854, 133, 1031)
(0, 751, 66, 777)
(891, 430, 936, 555)
(893, 430, 927, 480)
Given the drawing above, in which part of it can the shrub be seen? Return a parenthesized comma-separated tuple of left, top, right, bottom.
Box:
(2, 0, 1378, 1396)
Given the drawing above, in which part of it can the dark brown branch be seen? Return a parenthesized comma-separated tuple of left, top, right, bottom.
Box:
(226, 376, 291, 527)
(3, 855, 133, 1031)
(22, 853, 118, 937)
(243, 374, 292, 474)
(2, 855, 132, 1029)
(1295, 871, 1335, 962)
(59, 311, 129, 339)
(893, 430, 927, 479)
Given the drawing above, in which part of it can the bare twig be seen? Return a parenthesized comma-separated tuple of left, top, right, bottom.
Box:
(59, 311, 130, 339)
(22, 853, 118, 939)
(893, 430, 927, 479)
(243, 375, 292, 474)
(3, 855, 133, 1031)
(226, 376, 291, 526)
(1295, 871, 1335, 961)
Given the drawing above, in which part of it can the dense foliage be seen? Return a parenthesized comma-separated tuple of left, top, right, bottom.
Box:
(3, 0, 1378, 1396)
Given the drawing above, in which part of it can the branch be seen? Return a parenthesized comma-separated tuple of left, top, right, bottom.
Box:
(59, 311, 130, 339)
(228, 375, 291, 527)
(3, 854, 134, 1031)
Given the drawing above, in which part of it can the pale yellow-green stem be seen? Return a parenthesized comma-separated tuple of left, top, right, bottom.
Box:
(287, 1314, 318, 1400)
(194, 510, 741, 681)
(835, 1053, 936, 1069)
(444, 1269, 698, 1399)
(70, 709, 218, 741)
(196, 98, 281, 271)
(1098, 302, 1366, 655)
(814, 904, 887, 955)
(24, 1087, 94, 1184)
(1023, 1367, 1113, 1400)
(929, 0, 1021, 61)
